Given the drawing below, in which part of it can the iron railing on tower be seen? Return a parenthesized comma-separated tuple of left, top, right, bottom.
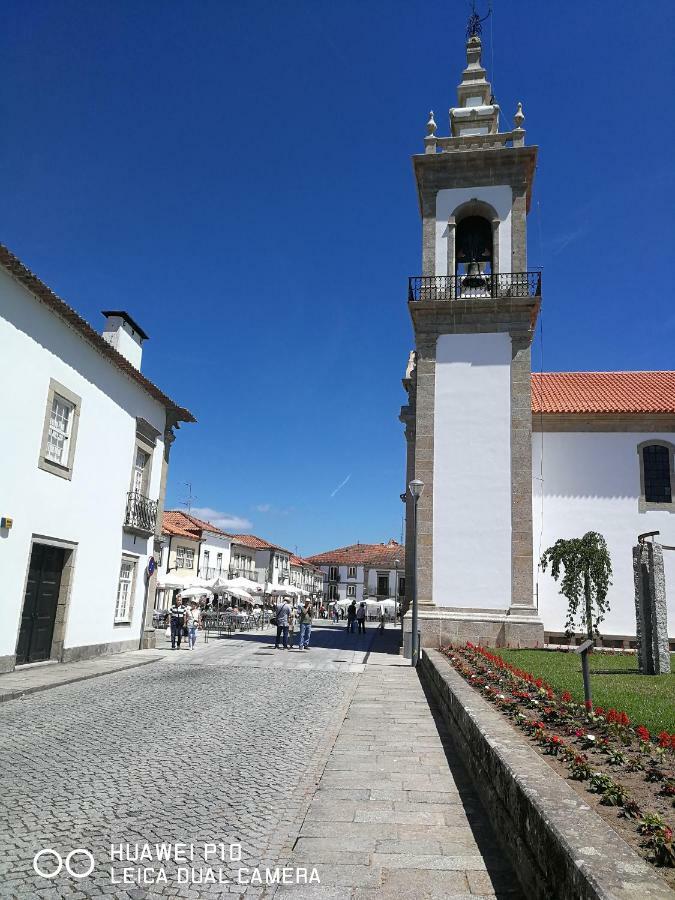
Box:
(408, 271, 541, 302)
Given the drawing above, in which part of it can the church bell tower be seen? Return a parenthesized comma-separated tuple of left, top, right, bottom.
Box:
(401, 21, 544, 647)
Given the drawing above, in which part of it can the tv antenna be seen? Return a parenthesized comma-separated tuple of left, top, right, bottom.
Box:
(181, 482, 197, 514)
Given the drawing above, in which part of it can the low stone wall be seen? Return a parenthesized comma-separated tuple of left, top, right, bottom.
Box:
(419, 649, 674, 900)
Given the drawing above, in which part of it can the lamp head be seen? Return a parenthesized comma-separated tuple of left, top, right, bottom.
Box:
(409, 479, 425, 500)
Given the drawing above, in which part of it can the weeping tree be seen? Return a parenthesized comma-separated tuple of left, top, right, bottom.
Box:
(540, 531, 613, 639)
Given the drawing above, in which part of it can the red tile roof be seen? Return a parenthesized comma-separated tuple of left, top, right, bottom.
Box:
(230, 533, 293, 555)
(531, 372, 675, 415)
(308, 540, 405, 568)
(0, 243, 195, 423)
(162, 511, 200, 540)
(162, 510, 231, 540)
(290, 554, 321, 571)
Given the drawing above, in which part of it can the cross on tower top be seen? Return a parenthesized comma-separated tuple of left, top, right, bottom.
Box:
(466, 1, 491, 40)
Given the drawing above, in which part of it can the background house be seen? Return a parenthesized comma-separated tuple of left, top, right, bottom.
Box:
(1, 244, 193, 672)
(308, 540, 405, 606)
(155, 510, 233, 608)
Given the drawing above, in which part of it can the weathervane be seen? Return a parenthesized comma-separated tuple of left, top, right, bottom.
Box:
(466, 0, 491, 40)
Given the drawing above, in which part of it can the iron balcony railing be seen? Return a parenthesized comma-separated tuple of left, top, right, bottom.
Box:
(124, 491, 158, 533)
(201, 566, 225, 580)
(228, 566, 259, 582)
(408, 271, 541, 302)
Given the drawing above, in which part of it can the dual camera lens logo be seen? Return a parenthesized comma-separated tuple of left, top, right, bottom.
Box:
(33, 849, 95, 879)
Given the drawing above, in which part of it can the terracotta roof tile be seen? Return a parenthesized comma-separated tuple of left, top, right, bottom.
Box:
(531, 372, 675, 415)
(0, 243, 195, 423)
(162, 511, 200, 539)
(229, 534, 293, 555)
(308, 540, 405, 568)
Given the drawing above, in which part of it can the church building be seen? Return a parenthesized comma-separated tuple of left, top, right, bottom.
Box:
(401, 29, 675, 648)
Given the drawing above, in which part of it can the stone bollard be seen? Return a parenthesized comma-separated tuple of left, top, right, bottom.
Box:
(632, 541, 670, 674)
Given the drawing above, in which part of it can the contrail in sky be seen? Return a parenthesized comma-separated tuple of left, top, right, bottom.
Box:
(330, 473, 351, 498)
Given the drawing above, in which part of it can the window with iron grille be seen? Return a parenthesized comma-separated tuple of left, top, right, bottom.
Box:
(115, 558, 136, 623)
(347, 566, 356, 578)
(643, 444, 672, 503)
(329, 566, 339, 581)
(346, 584, 356, 597)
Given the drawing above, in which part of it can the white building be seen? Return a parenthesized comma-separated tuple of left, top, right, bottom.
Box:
(155, 510, 233, 608)
(229, 534, 292, 588)
(290, 555, 324, 601)
(308, 541, 406, 606)
(1, 243, 194, 671)
(400, 33, 675, 648)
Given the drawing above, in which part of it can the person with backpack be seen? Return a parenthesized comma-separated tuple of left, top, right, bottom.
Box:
(297, 600, 313, 650)
(274, 597, 291, 649)
(356, 602, 367, 634)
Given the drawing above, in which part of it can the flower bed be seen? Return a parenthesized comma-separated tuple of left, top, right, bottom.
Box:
(443, 643, 675, 882)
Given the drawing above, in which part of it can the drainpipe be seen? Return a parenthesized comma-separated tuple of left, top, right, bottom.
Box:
(166, 534, 173, 572)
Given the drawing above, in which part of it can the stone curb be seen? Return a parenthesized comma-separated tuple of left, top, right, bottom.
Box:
(419, 649, 674, 900)
(0, 656, 161, 704)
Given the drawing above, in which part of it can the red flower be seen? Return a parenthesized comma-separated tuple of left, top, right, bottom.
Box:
(561, 691, 572, 703)
(594, 706, 604, 716)
(535, 678, 543, 689)
(619, 711, 630, 727)
(658, 732, 670, 748)
(636, 725, 650, 743)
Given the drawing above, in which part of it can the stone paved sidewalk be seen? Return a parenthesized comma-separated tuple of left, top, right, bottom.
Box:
(277, 632, 522, 899)
(0, 650, 161, 703)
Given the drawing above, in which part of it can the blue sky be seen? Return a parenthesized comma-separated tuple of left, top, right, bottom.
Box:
(3, 1, 674, 556)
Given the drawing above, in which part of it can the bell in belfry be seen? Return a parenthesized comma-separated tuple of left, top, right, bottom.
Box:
(462, 260, 487, 291)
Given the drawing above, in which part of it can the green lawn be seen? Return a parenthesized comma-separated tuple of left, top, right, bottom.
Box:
(492, 649, 675, 734)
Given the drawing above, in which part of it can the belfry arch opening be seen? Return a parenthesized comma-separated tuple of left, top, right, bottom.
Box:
(455, 215, 493, 276)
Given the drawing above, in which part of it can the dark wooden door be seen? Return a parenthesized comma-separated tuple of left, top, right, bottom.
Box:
(16, 544, 65, 665)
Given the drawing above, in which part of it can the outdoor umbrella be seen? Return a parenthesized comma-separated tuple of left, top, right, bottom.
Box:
(180, 585, 214, 599)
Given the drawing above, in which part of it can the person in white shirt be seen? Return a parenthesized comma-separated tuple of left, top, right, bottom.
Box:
(186, 601, 201, 650)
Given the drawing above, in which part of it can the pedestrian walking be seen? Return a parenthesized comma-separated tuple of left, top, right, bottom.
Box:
(356, 602, 367, 634)
(186, 601, 201, 650)
(169, 592, 187, 649)
(274, 597, 291, 649)
(297, 600, 313, 650)
(347, 600, 357, 633)
(288, 602, 297, 647)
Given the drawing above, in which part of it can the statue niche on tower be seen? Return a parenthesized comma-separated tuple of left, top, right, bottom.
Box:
(455, 214, 493, 296)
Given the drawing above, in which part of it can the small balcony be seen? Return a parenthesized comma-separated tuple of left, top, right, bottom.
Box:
(201, 566, 224, 580)
(124, 491, 158, 536)
(408, 272, 541, 303)
(228, 566, 259, 582)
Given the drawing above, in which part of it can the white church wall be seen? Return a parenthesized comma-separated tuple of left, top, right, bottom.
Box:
(433, 332, 512, 608)
(532, 430, 675, 638)
(434, 185, 512, 276)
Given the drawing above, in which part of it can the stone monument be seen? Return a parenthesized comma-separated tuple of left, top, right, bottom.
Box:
(632, 538, 670, 675)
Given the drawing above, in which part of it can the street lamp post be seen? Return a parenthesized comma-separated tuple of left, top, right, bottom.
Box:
(408, 479, 424, 667)
(394, 557, 400, 624)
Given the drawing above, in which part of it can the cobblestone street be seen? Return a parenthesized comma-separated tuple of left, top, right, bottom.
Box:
(0, 623, 521, 899)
